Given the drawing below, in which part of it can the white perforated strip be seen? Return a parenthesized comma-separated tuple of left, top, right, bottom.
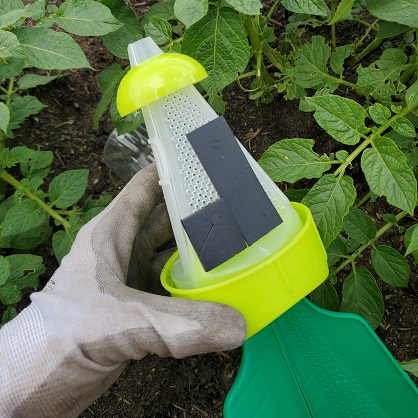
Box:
(163, 91, 219, 212)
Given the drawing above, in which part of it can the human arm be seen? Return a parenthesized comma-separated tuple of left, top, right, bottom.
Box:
(0, 163, 246, 418)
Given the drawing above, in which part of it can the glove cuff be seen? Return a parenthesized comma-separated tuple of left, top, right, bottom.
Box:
(0, 304, 55, 416)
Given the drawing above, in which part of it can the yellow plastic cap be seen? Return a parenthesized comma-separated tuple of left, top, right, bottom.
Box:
(161, 202, 329, 338)
(116, 53, 208, 116)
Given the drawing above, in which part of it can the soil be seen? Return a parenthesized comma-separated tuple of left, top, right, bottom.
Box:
(8, 3, 418, 417)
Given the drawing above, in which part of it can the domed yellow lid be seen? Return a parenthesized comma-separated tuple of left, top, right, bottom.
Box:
(117, 52, 208, 117)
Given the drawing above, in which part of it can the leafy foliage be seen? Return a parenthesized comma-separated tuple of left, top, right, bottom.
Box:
(0, 0, 119, 325)
(94, 0, 418, 349)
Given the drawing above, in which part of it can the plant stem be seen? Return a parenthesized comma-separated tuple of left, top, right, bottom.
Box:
(334, 106, 411, 177)
(266, 0, 281, 21)
(353, 37, 383, 64)
(0, 170, 71, 231)
(56, 208, 83, 216)
(329, 209, 411, 279)
(355, 191, 372, 208)
(400, 62, 416, 85)
(237, 70, 258, 80)
(416, 29, 418, 74)
(6, 77, 14, 106)
(261, 42, 285, 71)
(241, 14, 277, 85)
(353, 19, 379, 49)
(337, 77, 360, 91)
(352, 18, 378, 30)
(242, 14, 263, 77)
(0, 78, 15, 150)
(330, 0, 337, 52)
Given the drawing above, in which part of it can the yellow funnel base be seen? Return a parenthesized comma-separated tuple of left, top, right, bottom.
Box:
(161, 202, 329, 338)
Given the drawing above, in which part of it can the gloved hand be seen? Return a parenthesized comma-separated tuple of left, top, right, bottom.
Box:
(0, 163, 246, 418)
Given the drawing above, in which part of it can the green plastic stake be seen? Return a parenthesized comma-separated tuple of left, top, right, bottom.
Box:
(224, 298, 418, 418)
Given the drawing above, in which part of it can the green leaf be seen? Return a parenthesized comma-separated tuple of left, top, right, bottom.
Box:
(382, 213, 397, 223)
(109, 96, 143, 135)
(302, 174, 356, 248)
(0, 1, 43, 30)
(52, 221, 83, 263)
(367, 0, 418, 28)
(7, 254, 44, 288)
(52, 230, 71, 263)
(340, 267, 384, 329)
(326, 235, 348, 267)
(287, 36, 337, 90)
(1, 306, 17, 326)
(174, 0, 208, 27)
(258, 138, 331, 182)
(23, 1, 45, 21)
(400, 359, 418, 377)
(144, 16, 172, 45)
(335, 150, 349, 162)
(376, 21, 409, 39)
(17, 74, 62, 90)
(93, 62, 123, 130)
(281, 0, 328, 16)
(0, 0, 24, 15)
(83, 192, 113, 211)
(0, 194, 17, 221)
(48, 169, 88, 209)
(53, 0, 121, 36)
(391, 104, 403, 114)
(0, 256, 11, 286)
(83, 207, 105, 223)
(0, 30, 20, 58)
(368, 103, 391, 125)
(13, 27, 92, 70)
(361, 136, 417, 214)
(310, 281, 340, 311)
(1, 199, 48, 237)
(306, 94, 369, 145)
(346, 235, 361, 253)
(406, 147, 418, 171)
(0, 56, 24, 78)
(182, 7, 250, 99)
(20, 149, 54, 179)
(391, 117, 416, 138)
(343, 206, 376, 245)
(405, 224, 418, 256)
(0, 221, 51, 250)
(144, 0, 176, 22)
(329, 44, 353, 75)
(225, 0, 262, 15)
(21, 176, 44, 194)
(284, 188, 309, 202)
(0, 8, 27, 30)
(356, 48, 408, 104)
(6, 95, 45, 137)
(371, 245, 409, 287)
(329, 0, 355, 24)
(385, 129, 413, 149)
(0, 102, 9, 133)
(102, 26, 142, 59)
(0, 282, 21, 305)
(100, 0, 143, 59)
(405, 80, 418, 110)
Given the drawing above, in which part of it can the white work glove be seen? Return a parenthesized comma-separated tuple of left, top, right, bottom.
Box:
(0, 163, 246, 418)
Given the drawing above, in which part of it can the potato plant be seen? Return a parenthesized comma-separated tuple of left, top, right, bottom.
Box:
(94, 0, 418, 371)
(0, 0, 121, 325)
